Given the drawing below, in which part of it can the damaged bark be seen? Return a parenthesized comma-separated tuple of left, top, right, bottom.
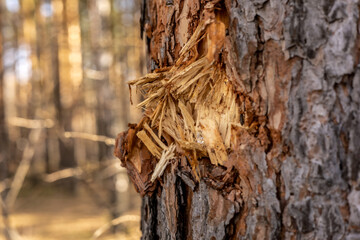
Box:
(114, 0, 360, 239)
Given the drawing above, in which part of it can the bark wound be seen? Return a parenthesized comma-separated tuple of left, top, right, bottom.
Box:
(116, 0, 360, 239)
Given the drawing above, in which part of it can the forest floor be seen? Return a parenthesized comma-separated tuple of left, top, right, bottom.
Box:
(0, 183, 141, 240)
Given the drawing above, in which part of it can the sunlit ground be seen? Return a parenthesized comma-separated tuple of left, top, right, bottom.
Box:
(0, 185, 141, 240)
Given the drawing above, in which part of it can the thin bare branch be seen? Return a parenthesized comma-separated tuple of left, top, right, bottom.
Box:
(63, 131, 115, 146)
(7, 117, 116, 146)
(8, 117, 55, 129)
(92, 215, 141, 239)
(42, 168, 83, 183)
(6, 128, 42, 210)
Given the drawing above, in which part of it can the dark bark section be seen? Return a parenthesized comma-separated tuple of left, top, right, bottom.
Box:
(119, 0, 360, 239)
(139, 166, 240, 240)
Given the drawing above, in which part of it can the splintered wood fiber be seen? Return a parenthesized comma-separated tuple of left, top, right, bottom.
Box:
(128, 18, 240, 169)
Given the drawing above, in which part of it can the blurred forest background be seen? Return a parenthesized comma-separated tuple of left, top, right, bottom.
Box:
(0, 0, 145, 239)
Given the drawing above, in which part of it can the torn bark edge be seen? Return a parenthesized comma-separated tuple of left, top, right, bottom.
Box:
(114, 118, 158, 196)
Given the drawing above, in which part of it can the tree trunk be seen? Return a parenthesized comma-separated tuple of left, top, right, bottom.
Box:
(53, 0, 77, 192)
(115, 0, 360, 239)
(0, 3, 11, 239)
(0, 0, 7, 185)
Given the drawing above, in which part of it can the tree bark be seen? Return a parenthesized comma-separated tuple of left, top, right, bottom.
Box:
(116, 0, 360, 239)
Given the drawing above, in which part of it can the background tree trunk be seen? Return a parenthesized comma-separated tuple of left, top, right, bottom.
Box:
(0, 3, 11, 239)
(0, 0, 7, 185)
(125, 0, 360, 239)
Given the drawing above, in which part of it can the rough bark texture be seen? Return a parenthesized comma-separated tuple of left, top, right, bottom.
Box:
(117, 0, 360, 239)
